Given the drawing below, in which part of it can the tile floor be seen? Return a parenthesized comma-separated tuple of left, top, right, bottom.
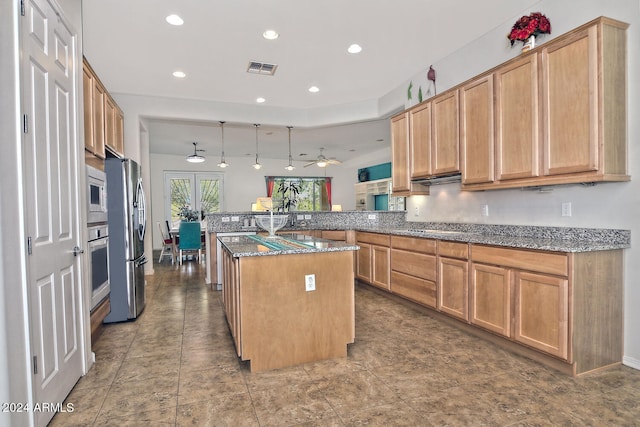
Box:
(50, 258, 640, 426)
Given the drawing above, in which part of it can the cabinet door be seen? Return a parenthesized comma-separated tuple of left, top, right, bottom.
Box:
(356, 242, 372, 283)
(115, 107, 124, 155)
(371, 245, 390, 290)
(514, 271, 569, 359)
(496, 54, 539, 180)
(82, 67, 95, 154)
(409, 102, 432, 179)
(391, 112, 410, 194)
(542, 25, 598, 176)
(431, 90, 460, 175)
(471, 263, 511, 337)
(438, 256, 468, 321)
(92, 79, 106, 158)
(104, 95, 117, 154)
(460, 74, 494, 184)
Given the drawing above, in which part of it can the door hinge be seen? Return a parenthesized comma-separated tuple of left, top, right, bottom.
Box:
(23, 114, 28, 133)
(27, 236, 32, 255)
(20, 0, 25, 17)
(32, 356, 37, 375)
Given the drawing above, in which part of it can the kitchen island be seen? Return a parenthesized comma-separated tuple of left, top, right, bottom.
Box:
(219, 233, 359, 372)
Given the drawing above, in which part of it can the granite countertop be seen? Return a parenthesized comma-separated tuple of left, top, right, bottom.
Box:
(219, 233, 359, 257)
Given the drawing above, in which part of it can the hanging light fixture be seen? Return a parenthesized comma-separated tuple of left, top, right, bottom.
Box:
(217, 121, 229, 168)
(252, 124, 262, 170)
(284, 126, 295, 171)
(186, 141, 205, 163)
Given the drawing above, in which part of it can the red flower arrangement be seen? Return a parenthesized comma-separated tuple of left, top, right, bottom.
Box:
(508, 12, 551, 46)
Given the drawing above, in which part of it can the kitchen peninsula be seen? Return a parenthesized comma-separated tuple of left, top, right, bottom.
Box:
(219, 233, 359, 372)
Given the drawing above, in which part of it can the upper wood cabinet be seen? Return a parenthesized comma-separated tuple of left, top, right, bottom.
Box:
(82, 61, 106, 159)
(391, 112, 410, 194)
(460, 74, 494, 185)
(431, 90, 460, 176)
(83, 57, 124, 159)
(409, 102, 432, 179)
(461, 17, 628, 190)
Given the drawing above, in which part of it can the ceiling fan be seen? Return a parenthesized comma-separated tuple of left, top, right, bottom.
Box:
(303, 148, 342, 168)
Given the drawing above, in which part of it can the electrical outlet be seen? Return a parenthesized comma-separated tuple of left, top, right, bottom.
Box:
(221, 217, 230, 222)
(562, 202, 572, 217)
(368, 214, 377, 220)
(481, 204, 489, 216)
(414, 205, 420, 216)
(231, 216, 240, 222)
(297, 214, 305, 220)
(304, 214, 312, 220)
(305, 274, 316, 292)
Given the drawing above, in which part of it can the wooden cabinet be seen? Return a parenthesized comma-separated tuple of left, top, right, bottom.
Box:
(514, 271, 568, 359)
(390, 236, 437, 308)
(391, 113, 410, 194)
(495, 54, 539, 182)
(462, 17, 628, 190)
(82, 60, 106, 158)
(409, 102, 432, 179)
(356, 232, 390, 291)
(460, 73, 494, 185)
(321, 230, 346, 241)
(104, 94, 124, 157)
(83, 57, 124, 159)
(470, 263, 511, 337)
(431, 90, 460, 175)
(437, 241, 469, 321)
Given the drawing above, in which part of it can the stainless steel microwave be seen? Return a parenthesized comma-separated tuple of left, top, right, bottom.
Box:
(86, 165, 107, 224)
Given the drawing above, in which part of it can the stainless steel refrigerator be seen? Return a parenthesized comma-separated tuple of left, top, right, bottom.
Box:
(104, 158, 147, 323)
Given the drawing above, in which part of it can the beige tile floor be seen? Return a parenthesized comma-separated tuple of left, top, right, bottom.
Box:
(50, 258, 640, 426)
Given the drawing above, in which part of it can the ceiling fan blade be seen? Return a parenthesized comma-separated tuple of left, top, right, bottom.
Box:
(303, 161, 317, 167)
(327, 158, 341, 164)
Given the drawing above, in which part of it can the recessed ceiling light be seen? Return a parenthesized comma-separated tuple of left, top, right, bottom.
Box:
(165, 14, 184, 26)
(263, 29, 279, 40)
(308, 86, 320, 93)
(256, 97, 266, 103)
(172, 71, 186, 78)
(347, 43, 362, 54)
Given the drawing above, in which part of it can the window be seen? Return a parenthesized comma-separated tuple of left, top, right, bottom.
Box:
(165, 172, 223, 226)
(266, 176, 332, 212)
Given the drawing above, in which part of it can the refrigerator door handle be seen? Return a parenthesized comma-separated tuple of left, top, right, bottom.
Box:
(135, 255, 148, 268)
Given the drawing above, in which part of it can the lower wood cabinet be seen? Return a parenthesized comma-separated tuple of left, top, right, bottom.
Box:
(437, 241, 469, 321)
(390, 236, 437, 308)
(514, 271, 568, 359)
(356, 232, 390, 291)
(470, 263, 511, 337)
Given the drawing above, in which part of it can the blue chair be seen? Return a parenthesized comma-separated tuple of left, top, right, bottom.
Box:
(178, 221, 202, 265)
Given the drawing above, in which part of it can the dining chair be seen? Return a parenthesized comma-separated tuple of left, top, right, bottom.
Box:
(178, 221, 202, 265)
(157, 221, 175, 264)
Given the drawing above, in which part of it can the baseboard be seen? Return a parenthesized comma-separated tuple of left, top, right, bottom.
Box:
(623, 355, 640, 371)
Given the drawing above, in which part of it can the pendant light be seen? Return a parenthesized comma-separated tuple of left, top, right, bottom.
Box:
(252, 124, 262, 170)
(186, 141, 205, 163)
(217, 121, 229, 168)
(284, 126, 295, 171)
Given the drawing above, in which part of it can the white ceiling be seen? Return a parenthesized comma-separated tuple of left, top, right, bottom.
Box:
(81, 0, 538, 163)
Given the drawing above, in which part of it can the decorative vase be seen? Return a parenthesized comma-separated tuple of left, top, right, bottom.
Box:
(522, 35, 536, 53)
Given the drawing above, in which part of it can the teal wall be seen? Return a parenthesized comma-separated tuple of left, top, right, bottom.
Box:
(357, 162, 391, 182)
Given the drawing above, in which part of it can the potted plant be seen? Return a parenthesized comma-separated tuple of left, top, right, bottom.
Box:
(508, 12, 551, 51)
(178, 205, 200, 222)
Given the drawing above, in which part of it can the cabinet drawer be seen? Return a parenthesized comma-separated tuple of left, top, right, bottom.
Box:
(357, 232, 390, 246)
(391, 271, 436, 308)
(391, 249, 436, 281)
(471, 245, 568, 277)
(391, 235, 436, 254)
(321, 230, 346, 241)
(438, 241, 469, 259)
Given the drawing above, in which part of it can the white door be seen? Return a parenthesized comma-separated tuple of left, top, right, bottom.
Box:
(165, 172, 224, 227)
(21, 0, 84, 425)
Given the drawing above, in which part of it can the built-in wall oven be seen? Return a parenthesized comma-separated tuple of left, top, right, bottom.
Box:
(88, 223, 110, 311)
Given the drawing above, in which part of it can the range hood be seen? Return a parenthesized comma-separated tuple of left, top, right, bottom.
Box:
(411, 173, 462, 186)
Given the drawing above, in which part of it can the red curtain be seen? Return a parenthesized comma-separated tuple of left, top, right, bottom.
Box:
(265, 176, 275, 197)
(325, 178, 332, 209)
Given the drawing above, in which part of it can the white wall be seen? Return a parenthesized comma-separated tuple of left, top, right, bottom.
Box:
(403, 0, 640, 368)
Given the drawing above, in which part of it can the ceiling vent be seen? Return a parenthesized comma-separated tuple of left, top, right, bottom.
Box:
(247, 61, 278, 76)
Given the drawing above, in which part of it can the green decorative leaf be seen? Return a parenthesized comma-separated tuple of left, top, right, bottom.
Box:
(418, 86, 423, 103)
(407, 81, 413, 100)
